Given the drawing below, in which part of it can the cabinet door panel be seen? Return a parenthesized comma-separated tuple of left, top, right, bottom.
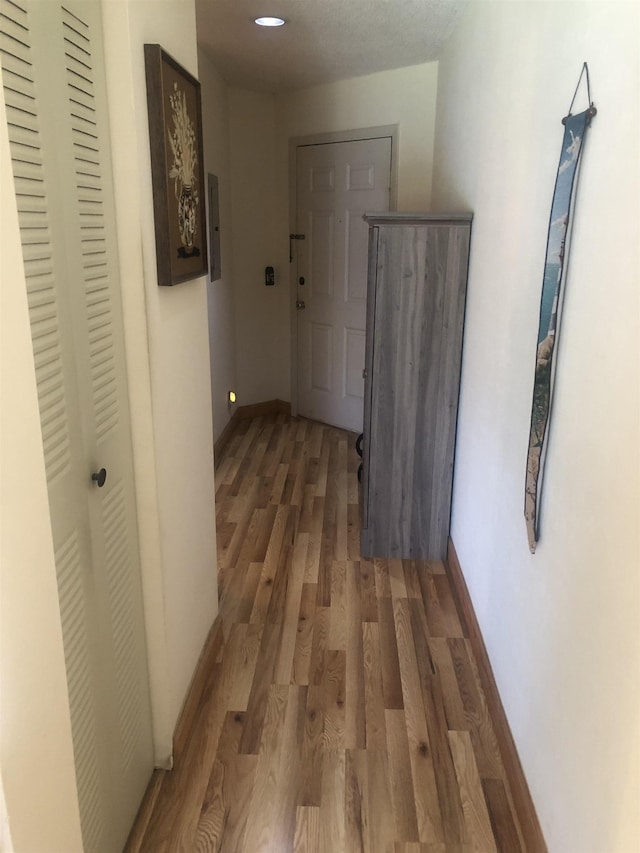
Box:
(361, 216, 471, 559)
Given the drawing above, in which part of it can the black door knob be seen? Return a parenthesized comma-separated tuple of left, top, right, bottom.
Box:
(91, 468, 107, 488)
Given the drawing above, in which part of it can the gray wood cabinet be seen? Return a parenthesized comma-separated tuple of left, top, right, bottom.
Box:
(360, 213, 472, 559)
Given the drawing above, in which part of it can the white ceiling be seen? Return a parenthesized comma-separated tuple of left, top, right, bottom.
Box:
(195, 0, 469, 94)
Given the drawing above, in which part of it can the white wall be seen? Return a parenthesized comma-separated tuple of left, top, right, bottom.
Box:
(198, 50, 239, 441)
(223, 63, 440, 409)
(102, 0, 218, 756)
(432, 2, 640, 850)
(0, 773, 11, 852)
(0, 10, 217, 846)
(278, 63, 439, 211)
(228, 87, 289, 406)
(0, 87, 83, 851)
(2, 0, 216, 839)
(277, 64, 439, 409)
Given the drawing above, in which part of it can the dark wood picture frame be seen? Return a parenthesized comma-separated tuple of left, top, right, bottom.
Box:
(144, 44, 208, 286)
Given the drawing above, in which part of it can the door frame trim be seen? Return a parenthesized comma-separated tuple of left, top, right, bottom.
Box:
(288, 125, 398, 417)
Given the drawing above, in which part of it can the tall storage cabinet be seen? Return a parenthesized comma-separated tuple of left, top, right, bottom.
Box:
(361, 213, 472, 559)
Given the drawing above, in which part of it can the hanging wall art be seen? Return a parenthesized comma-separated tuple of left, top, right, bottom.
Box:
(525, 63, 596, 553)
(144, 44, 208, 285)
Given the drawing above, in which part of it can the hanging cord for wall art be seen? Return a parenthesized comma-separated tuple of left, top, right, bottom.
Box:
(563, 61, 597, 125)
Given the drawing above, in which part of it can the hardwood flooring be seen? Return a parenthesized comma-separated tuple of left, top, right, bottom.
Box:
(128, 413, 528, 852)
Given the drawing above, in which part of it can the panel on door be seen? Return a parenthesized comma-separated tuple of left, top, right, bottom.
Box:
(361, 216, 472, 559)
(1, 1, 153, 850)
(52, 9, 154, 819)
(296, 136, 391, 432)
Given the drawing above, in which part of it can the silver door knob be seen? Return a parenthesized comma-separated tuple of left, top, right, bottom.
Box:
(296, 300, 306, 310)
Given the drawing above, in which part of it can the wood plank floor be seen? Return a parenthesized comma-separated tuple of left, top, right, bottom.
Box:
(129, 413, 527, 852)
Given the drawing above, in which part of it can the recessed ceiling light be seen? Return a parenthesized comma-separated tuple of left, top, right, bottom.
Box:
(254, 16, 286, 27)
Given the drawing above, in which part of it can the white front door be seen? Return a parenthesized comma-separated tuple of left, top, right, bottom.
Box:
(295, 137, 392, 432)
(1, 2, 153, 850)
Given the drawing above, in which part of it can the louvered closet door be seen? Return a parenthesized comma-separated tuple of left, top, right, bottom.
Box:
(0, 2, 153, 850)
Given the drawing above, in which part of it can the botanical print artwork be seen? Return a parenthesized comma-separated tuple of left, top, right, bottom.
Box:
(144, 43, 207, 284)
(525, 108, 593, 553)
(168, 82, 200, 258)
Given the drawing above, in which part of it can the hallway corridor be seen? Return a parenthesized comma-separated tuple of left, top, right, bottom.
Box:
(128, 413, 527, 852)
